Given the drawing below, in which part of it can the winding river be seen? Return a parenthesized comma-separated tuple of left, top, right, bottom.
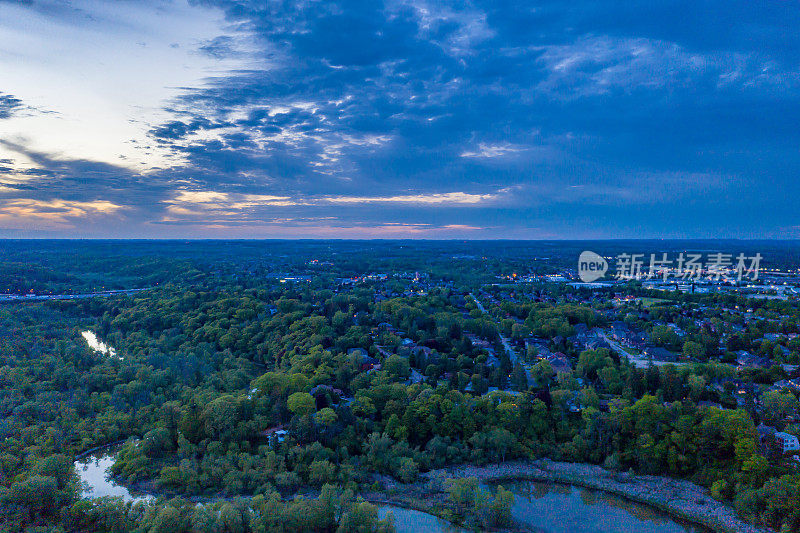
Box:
(75, 448, 709, 533)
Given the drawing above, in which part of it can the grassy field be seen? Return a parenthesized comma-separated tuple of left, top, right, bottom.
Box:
(636, 297, 672, 308)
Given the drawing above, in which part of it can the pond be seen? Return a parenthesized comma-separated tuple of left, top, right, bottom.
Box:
(501, 480, 709, 533)
(75, 448, 151, 503)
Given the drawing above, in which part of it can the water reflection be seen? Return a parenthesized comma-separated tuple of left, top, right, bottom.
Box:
(75, 450, 151, 503)
(502, 481, 708, 533)
(73, 448, 706, 533)
(377, 506, 463, 533)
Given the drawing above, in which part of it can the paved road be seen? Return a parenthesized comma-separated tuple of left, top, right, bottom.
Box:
(470, 293, 518, 365)
(598, 331, 685, 368)
(0, 288, 152, 303)
(469, 293, 488, 314)
(498, 335, 518, 365)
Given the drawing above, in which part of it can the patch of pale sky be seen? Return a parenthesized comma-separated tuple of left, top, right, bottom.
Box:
(0, 0, 252, 172)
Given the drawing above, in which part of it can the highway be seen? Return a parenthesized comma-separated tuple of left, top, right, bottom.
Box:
(0, 287, 152, 303)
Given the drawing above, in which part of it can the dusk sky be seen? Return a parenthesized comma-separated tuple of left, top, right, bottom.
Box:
(1, 0, 799, 239)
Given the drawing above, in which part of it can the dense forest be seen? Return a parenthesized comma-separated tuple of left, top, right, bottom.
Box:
(2, 241, 800, 532)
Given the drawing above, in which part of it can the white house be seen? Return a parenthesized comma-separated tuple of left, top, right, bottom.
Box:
(774, 432, 800, 452)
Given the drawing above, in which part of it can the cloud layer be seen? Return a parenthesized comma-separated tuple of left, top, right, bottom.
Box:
(1, 0, 799, 238)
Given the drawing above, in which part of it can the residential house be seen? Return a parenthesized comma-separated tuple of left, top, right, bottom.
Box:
(643, 345, 677, 362)
(525, 337, 551, 356)
(546, 352, 572, 375)
(347, 347, 369, 358)
(407, 369, 424, 385)
(736, 350, 772, 369)
(774, 432, 800, 453)
(411, 345, 433, 358)
(348, 348, 379, 371)
(373, 345, 394, 358)
(610, 321, 631, 340)
(770, 379, 800, 394)
(260, 425, 288, 444)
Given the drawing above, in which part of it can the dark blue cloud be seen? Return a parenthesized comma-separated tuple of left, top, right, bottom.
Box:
(6, 0, 800, 237)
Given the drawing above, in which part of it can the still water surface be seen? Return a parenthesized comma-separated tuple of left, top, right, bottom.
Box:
(379, 481, 709, 533)
(75, 448, 151, 503)
(377, 506, 463, 533)
(502, 481, 709, 533)
(75, 450, 707, 533)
